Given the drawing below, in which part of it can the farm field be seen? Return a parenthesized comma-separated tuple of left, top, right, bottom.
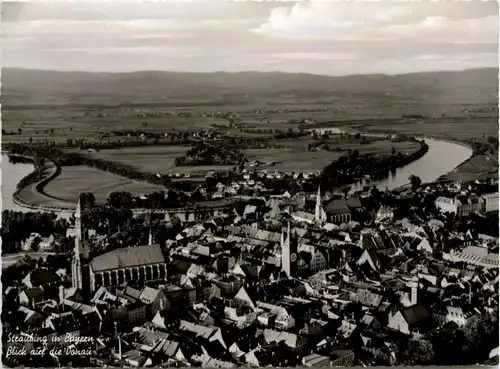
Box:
(73, 146, 234, 176)
(319, 139, 421, 156)
(76, 136, 422, 174)
(440, 154, 498, 182)
(77, 146, 191, 173)
(73, 137, 421, 176)
(243, 148, 342, 172)
(242, 139, 421, 172)
(43, 166, 165, 204)
(357, 120, 498, 142)
(3, 103, 498, 149)
(1, 107, 229, 144)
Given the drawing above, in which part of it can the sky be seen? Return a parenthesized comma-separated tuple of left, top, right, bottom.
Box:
(2, 0, 499, 75)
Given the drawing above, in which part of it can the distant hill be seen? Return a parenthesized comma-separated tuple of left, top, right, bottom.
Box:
(1, 68, 498, 106)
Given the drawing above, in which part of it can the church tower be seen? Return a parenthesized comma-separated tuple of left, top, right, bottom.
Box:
(71, 197, 84, 290)
(281, 222, 298, 278)
(315, 185, 326, 225)
(410, 275, 419, 305)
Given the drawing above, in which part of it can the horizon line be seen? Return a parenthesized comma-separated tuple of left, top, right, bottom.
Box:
(3, 66, 498, 79)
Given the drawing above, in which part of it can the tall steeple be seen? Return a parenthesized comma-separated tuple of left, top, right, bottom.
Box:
(74, 197, 82, 241)
(281, 221, 297, 278)
(287, 221, 291, 247)
(72, 196, 83, 290)
(410, 275, 418, 305)
(148, 228, 153, 246)
(315, 185, 326, 225)
(315, 185, 321, 222)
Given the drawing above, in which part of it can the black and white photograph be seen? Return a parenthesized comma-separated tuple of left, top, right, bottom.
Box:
(1, 0, 499, 367)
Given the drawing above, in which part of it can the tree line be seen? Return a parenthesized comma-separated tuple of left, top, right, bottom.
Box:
(321, 140, 428, 188)
(393, 312, 499, 366)
(1, 210, 69, 255)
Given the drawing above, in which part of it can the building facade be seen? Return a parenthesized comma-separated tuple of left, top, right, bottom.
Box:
(89, 244, 168, 293)
(281, 222, 298, 278)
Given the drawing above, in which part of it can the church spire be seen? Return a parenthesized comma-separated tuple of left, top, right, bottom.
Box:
(315, 185, 326, 225)
(287, 221, 291, 247)
(72, 195, 83, 291)
(148, 228, 153, 246)
(75, 197, 82, 241)
(281, 221, 297, 278)
(315, 185, 321, 221)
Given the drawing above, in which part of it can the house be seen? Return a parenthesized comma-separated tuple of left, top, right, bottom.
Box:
(17, 306, 46, 327)
(45, 311, 101, 342)
(445, 246, 498, 269)
(38, 235, 57, 251)
(139, 287, 170, 317)
(134, 327, 184, 360)
(298, 245, 327, 273)
(433, 306, 478, 327)
(291, 211, 316, 224)
(262, 329, 307, 349)
(257, 301, 296, 330)
(302, 353, 330, 367)
(62, 299, 95, 314)
(257, 312, 276, 327)
(112, 302, 147, 331)
(376, 206, 394, 222)
(19, 287, 45, 308)
(435, 197, 462, 215)
(179, 320, 228, 349)
(212, 191, 225, 199)
(22, 233, 41, 251)
(357, 250, 381, 271)
(22, 270, 60, 289)
(192, 354, 236, 368)
(351, 289, 383, 308)
(480, 193, 499, 213)
(321, 348, 356, 367)
(387, 304, 435, 335)
(233, 287, 256, 309)
(244, 345, 288, 367)
(360, 313, 382, 330)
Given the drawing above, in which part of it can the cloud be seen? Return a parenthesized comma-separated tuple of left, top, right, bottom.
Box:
(251, 1, 498, 43)
(2, 1, 498, 74)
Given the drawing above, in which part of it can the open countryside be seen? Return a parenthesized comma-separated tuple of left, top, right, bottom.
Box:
(1, 1, 499, 368)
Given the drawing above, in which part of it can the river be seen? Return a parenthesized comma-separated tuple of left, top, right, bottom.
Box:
(1, 136, 472, 212)
(371, 137, 472, 190)
(1, 154, 35, 212)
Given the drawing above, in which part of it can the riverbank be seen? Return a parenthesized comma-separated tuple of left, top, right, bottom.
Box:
(343, 125, 480, 186)
(11, 155, 76, 212)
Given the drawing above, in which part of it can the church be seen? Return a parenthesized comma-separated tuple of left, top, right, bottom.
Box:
(281, 222, 298, 278)
(71, 197, 168, 294)
(290, 186, 327, 225)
